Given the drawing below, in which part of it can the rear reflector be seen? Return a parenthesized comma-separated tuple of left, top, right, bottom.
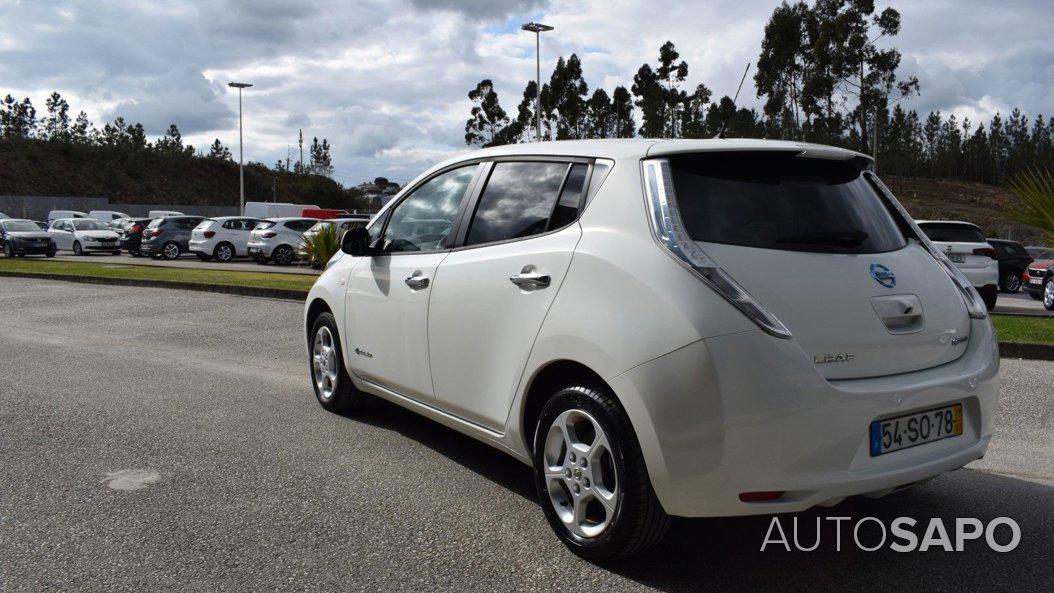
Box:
(739, 491, 785, 502)
(203, 231, 216, 238)
(262, 232, 277, 238)
(973, 247, 997, 259)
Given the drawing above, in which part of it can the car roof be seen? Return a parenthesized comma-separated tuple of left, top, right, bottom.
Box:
(268, 217, 318, 222)
(915, 220, 981, 228)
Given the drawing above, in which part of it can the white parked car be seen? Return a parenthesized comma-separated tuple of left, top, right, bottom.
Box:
(916, 221, 999, 310)
(246, 217, 318, 265)
(188, 217, 263, 262)
(47, 210, 89, 226)
(303, 139, 1000, 560)
(299, 216, 372, 257)
(89, 210, 131, 226)
(48, 218, 122, 255)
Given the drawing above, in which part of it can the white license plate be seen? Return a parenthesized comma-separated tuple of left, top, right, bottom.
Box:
(949, 254, 965, 264)
(1030, 277, 1044, 285)
(870, 404, 963, 456)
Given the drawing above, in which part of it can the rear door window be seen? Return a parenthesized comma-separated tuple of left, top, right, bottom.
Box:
(465, 161, 569, 246)
(918, 223, 985, 243)
(667, 152, 907, 254)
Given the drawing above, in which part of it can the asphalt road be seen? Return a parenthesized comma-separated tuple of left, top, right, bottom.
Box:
(995, 290, 1053, 317)
(0, 278, 1051, 592)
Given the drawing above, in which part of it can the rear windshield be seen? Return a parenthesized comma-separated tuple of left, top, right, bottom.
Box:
(918, 223, 985, 243)
(255, 221, 277, 230)
(668, 152, 906, 254)
(147, 219, 165, 229)
(195, 220, 215, 230)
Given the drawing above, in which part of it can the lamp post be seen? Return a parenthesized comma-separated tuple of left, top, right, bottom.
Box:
(521, 22, 553, 142)
(228, 82, 253, 214)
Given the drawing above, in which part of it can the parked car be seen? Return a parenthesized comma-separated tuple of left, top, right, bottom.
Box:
(30, 220, 48, 230)
(303, 140, 1000, 560)
(985, 238, 1033, 292)
(117, 218, 155, 257)
(48, 218, 121, 255)
(915, 221, 998, 310)
(148, 210, 184, 218)
(246, 217, 318, 265)
(0, 212, 9, 219)
(1024, 250, 1054, 306)
(139, 216, 206, 260)
(1, 218, 56, 257)
(89, 210, 131, 226)
(299, 216, 372, 257)
(188, 216, 262, 262)
(47, 210, 89, 226)
(1025, 245, 1051, 257)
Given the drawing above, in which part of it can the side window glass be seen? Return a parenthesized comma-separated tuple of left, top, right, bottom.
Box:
(465, 161, 567, 246)
(549, 163, 588, 230)
(381, 165, 477, 253)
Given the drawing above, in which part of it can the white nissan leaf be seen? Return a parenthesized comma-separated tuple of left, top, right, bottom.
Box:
(303, 139, 1000, 560)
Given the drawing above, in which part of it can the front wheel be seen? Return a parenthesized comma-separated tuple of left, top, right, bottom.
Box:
(309, 312, 362, 413)
(1001, 272, 1022, 293)
(533, 385, 669, 561)
(1044, 279, 1054, 311)
(73, 241, 84, 256)
(2, 242, 12, 258)
(162, 241, 181, 260)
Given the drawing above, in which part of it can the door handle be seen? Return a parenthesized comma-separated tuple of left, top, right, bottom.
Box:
(509, 270, 551, 289)
(405, 272, 429, 290)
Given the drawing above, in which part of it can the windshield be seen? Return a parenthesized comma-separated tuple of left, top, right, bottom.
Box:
(71, 219, 107, 231)
(918, 223, 985, 243)
(3, 221, 41, 231)
(667, 152, 906, 254)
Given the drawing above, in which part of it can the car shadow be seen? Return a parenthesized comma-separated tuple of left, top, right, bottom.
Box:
(340, 396, 1052, 592)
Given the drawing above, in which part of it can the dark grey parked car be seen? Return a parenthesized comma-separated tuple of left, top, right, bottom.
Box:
(139, 216, 206, 260)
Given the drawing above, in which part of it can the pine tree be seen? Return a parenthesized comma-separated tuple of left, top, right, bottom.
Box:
(70, 111, 93, 144)
(585, 89, 612, 139)
(611, 86, 635, 138)
(309, 137, 334, 176)
(43, 92, 70, 141)
(656, 41, 688, 137)
(207, 138, 233, 161)
(632, 63, 665, 137)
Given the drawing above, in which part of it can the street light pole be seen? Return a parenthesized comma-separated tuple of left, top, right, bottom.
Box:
(228, 82, 253, 215)
(521, 22, 553, 142)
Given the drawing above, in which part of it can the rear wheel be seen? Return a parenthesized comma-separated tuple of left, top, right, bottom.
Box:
(162, 241, 181, 260)
(309, 312, 361, 413)
(272, 245, 295, 266)
(73, 241, 84, 256)
(1001, 272, 1021, 293)
(533, 385, 669, 561)
(214, 242, 235, 262)
(1044, 278, 1054, 311)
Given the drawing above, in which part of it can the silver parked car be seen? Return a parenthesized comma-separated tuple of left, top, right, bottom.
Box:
(247, 217, 318, 265)
(299, 216, 372, 257)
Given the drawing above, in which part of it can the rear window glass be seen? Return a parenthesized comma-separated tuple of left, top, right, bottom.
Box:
(667, 152, 906, 254)
(255, 221, 277, 230)
(147, 219, 164, 228)
(466, 161, 569, 246)
(918, 223, 984, 243)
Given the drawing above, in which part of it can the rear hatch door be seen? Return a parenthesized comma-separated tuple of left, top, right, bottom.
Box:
(666, 151, 971, 380)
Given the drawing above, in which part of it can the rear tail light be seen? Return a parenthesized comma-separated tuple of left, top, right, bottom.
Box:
(642, 159, 792, 339)
(973, 247, 997, 259)
(131, 224, 141, 233)
(262, 232, 278, 238)
(203, 231, 215, 238)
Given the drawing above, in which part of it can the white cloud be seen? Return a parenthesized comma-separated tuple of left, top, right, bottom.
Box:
(0, 0, 1051, 184)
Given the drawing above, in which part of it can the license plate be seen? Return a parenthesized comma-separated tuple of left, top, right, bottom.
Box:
(1030, 277, 1044, 285)
(870, 404, 963, 456)
(949, 254, 965, 263)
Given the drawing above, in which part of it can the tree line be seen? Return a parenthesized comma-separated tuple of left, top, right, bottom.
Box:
(465, 0, 1052, 185)
(0, 91, 335, 177)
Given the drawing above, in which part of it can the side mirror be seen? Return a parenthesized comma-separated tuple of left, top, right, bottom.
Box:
(341, 226, 373, 256)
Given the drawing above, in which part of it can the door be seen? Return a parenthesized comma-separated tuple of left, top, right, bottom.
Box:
(225, 219, 256, 255)
(344, 164, 480, 401)
(428, 161, 588, 431)
(51, 221, 73, 250)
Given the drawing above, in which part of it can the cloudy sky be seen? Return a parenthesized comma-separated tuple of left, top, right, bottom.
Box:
(1, 0, 1051, 185)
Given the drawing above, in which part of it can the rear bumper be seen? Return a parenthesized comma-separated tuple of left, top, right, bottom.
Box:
(247, 241, 273, 257)
(610, 318, 1000, 518)
(188, 239, 215, 254)
(958, 264, 999, 289)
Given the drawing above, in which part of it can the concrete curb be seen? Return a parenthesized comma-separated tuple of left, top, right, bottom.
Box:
(999, 341, 1054, 361)
(6, 271, 1054, 361)
(0, 271, 308, 301)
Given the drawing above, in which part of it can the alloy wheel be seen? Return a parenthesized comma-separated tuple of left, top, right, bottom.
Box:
(1044, 279, 1054, 309)
(163, 243, 180, 259)
(3, 243, 12, 257)
(312, 326, 338, 400)
(216, 244, 233, 262)
(1004, 274, 1021, 293)
(542, 409, 619, 539)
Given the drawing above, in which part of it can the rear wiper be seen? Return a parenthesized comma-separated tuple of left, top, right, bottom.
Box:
(776, 230, 869, 247)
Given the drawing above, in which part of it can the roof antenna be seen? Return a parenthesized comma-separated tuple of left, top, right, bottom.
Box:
(717, 62, 751, 139)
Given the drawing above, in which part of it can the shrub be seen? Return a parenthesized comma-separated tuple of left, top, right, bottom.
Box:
(302, 224, 341, 269)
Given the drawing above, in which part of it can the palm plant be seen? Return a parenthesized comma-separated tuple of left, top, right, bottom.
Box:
(1008, 168, 1054, 244)
(302, 223, 341, 269)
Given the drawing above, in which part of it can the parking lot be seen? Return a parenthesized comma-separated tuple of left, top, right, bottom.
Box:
(1, 277, 1051, 592)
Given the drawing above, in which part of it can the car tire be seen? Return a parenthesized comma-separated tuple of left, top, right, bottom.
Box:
(272, 245, 295, 266)
(214, 242, 235, 263)
(533, 384, 670, 561)
(2, 242, 12, 258)
(1029, 290, 1043, 301)
(161, 241, 181, 260)
(111, 251, 121, 256)
(46, 251, 55, 258)
(1001, 272, 1021, 293)
(1044, 278, 1054, 311)
(309, 312, 362, 413)
(196, 253, 213, 262)
(252, 254, 270, 264)
(73, 241, 84, 256)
